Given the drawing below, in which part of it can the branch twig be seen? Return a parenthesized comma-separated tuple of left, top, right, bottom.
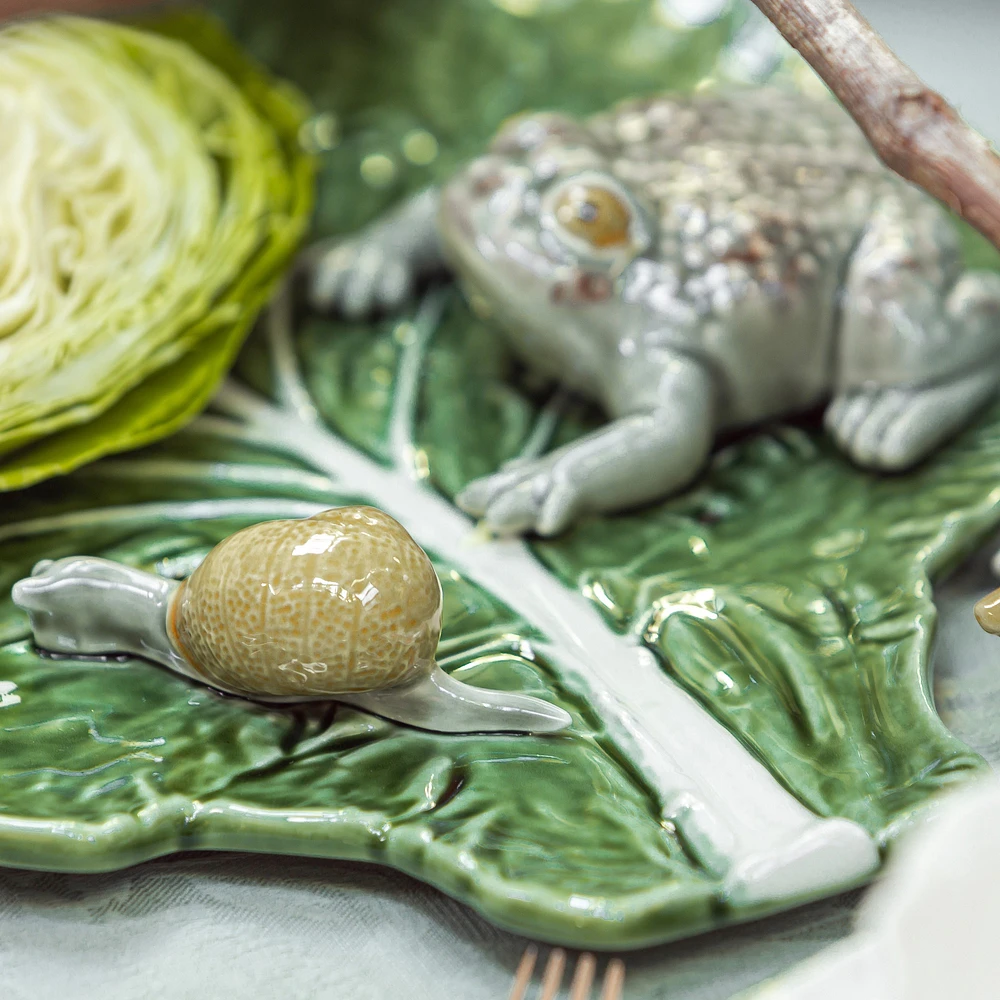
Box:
(749, 0, 1000, 253)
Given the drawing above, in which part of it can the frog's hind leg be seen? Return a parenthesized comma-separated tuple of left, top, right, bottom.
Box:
(827, 192, 1000, 471)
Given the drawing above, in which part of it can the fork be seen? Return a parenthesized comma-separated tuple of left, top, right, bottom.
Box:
(508, 946, 626, 1000)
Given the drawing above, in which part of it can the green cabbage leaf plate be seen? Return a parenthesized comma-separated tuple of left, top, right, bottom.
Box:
(0, 0, 998, 949)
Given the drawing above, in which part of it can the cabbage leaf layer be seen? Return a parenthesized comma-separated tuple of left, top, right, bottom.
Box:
(0, 13, 313, 490)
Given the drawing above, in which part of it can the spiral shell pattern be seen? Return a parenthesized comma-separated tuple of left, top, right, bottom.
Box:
(169, 506, 442, 697)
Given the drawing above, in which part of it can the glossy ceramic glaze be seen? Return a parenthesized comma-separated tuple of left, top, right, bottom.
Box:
(0, 0, 998, 951)
(11, 507, 570, 734)
(171, 505, 441, 696)
(740, 779, 1000, 999)
(973, 585, 1000, 634)
(313, 86, 1000, 536)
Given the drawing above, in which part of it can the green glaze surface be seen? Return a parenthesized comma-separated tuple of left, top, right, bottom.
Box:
(0, 456, 715, 946)
(534, 424, 998, 847)
(1, 0, 999, 949)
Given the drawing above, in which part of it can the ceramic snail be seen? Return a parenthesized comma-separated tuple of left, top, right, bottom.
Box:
(11, 505, 570, 734)
(310, 86, 1000, 537)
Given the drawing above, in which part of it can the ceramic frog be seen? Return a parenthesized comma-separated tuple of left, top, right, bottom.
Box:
(309, 87, 1000, 537)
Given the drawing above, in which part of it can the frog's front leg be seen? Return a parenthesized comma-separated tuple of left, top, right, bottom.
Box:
(307, 187, 445, 317)
(457, 351, 716, 536)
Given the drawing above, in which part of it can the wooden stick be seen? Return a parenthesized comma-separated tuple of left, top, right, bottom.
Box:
(748, 0, 1000, 253)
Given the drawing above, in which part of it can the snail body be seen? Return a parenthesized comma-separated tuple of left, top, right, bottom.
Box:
(12, 506, 570, 734)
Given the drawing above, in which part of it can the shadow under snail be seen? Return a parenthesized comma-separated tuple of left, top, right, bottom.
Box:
(11, 505, 570, 734)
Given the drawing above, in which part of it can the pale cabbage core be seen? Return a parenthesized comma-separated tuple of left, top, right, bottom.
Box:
(0, 18, 282, 455)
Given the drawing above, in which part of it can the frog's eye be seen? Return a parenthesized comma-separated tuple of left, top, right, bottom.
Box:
(552, 183, 632, 249)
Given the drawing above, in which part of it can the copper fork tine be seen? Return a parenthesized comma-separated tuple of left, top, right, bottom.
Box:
(508, 947, 625, 1000)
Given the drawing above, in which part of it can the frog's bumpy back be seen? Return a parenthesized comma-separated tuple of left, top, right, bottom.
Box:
(588, 88, 889, 260)
(169, 506, 442, 697)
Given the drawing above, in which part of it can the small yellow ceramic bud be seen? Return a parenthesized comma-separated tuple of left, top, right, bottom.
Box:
(974, 585, 1000, 636)
(168, 506, 442, 698)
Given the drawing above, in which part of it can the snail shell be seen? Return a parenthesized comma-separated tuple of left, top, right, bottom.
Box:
(168, 505, 442, 698)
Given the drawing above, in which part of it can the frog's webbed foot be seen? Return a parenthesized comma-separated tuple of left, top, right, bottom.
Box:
(826, 367, 1000, 472)
(457, 457, 586, 537)
(457, 352, 717, 536)
(306, 187, 445, 318)
(309, 243, 415, 318)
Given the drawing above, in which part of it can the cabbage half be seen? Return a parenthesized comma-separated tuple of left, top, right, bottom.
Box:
(0, 13, 313, 491)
